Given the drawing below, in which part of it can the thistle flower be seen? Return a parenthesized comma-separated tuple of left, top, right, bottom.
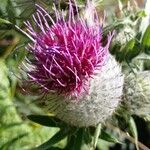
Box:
(24, 1, 124, 127)
(123, 71, 150, 116)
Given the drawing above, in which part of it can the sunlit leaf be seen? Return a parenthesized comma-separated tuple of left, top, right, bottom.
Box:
(0, 133, 28, 150)
(35, 128, 70, 150)
(0, 122, 23, 131)
(136, 10, 146, 18)
(141, 25, 150, 54)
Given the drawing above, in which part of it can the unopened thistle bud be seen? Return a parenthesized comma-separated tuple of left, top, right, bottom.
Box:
(123, 71, 150, 116)
(23, 0, 124, 127)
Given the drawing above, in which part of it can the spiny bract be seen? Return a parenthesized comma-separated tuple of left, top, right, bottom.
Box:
(123, 71, 150, 116)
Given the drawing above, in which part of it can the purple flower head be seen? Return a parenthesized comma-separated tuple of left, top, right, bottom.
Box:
(25, 0, 113, 98)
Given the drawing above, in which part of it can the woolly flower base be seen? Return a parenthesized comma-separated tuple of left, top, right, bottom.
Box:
(123, 71, 150, 116)
(43, 55, 124, 127)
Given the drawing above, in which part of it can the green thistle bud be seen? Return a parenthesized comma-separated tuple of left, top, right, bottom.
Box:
(123, 71, 150, 116)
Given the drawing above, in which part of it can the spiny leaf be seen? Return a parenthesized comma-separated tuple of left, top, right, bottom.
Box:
(27, 115, 63, 127)
(141, 25, 150, 54)
(35, 128, 70, 150)
(100, 130, 121, 144)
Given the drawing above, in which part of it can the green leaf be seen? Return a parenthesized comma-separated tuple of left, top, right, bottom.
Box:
(19, 6, 35, 19)
(16, 0, 36, 20)
(35, 128, 70, 150)
(144, 115, 150, 122)
(0, 122, 23, 131)
(141, 25, 150, 54)
(0, 18, 11, 25)
(27, 115, 63, 127)
(70, 129, 84, 150)
(0, 133, 28, 150)
(0, 18, 13, 30)
(128, 117, 139, 150)
(48, 147, 62, 150)
(6, 0, 16, 24)
(136, 10, 146, 18)
(100, 130, 121, 144)
(129, 117, 138, 138)
(64, 133, 76, 150)
(116, 39, 141, 62)
(73, 129, 84, 150)
(125, 41, 141, 61)
(116, 51, 125, 62)
(123, 39, 135, 60)
(84, 128, 92, 144)
(110, 42, 122, 55)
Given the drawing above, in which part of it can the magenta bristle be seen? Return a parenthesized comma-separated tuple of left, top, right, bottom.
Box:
(24, 1, 113, 98)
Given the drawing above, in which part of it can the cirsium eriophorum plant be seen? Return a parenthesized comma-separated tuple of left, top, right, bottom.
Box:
(23, 1, 124, 127)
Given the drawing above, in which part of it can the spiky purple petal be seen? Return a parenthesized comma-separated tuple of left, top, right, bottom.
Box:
(25, 1, 113, 97)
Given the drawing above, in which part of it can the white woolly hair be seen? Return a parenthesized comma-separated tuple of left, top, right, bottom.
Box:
(123, 71, 150, 116)
(43, 55, 124, 127)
